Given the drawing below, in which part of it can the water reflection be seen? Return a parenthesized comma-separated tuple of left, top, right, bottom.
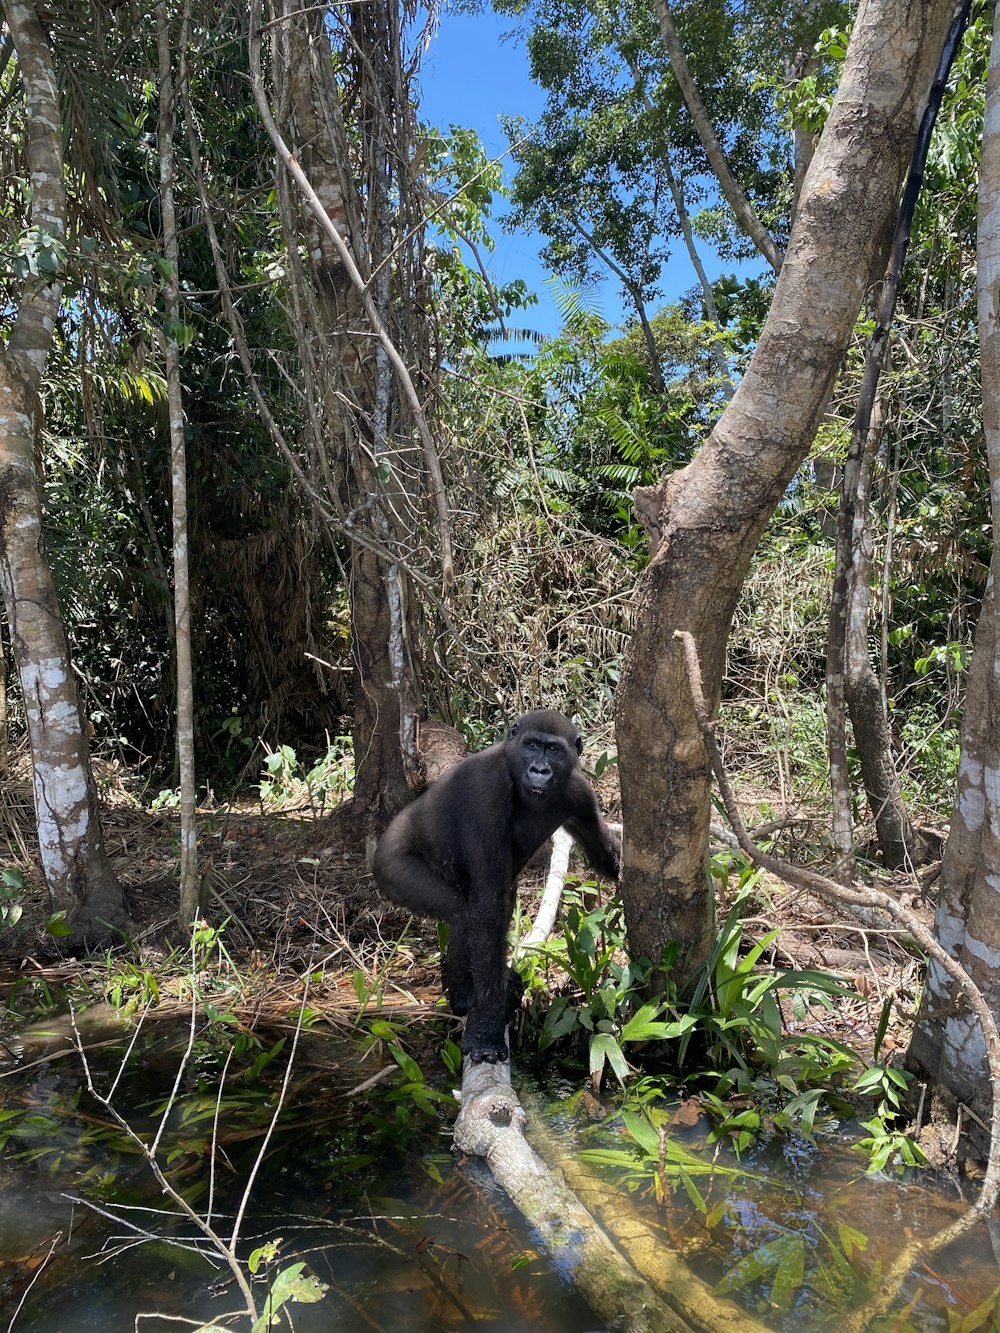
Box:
(0, 1000, 997, 1332)
(0, 1001, 599, 1332)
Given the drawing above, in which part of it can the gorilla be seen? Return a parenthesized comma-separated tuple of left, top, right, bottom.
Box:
(374, 709, 621, 1063)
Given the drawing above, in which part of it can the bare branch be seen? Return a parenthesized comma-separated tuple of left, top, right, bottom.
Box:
(652, 0, 783, 273)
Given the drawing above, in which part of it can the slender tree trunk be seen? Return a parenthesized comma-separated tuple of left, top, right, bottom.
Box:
(652, 0, 783, 273)
(615, 0, 955, 980)
(621, 53, 733, 396)
(661, 156, 734, 399)
(844, 410, 930, 869)
(907, 2, 1000, 1134)
(787, 52, 817, 222)
(156, 0, 199, 924)
(826, 0, 967, 876)
(0, 0, 124, 941)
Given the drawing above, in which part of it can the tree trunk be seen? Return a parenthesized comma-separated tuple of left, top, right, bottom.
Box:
(829, 405, 931, 874)
(907, 2, 1000, 1132)
(787, 51, 817, 222)
(621, 54, 734, 396)
(844, 416, 930, 870)
(268, 0, 422, 821)
(653, 0, 783, 273)
(0, 0, 125, 941)
(156, 0, 200, 925)
(825, 2, 968, 876)
(615, 0, 956, 981)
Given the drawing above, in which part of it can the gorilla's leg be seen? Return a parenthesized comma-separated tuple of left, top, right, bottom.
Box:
(443, 924, 474, 1016)
(445, 925, 523, 1064)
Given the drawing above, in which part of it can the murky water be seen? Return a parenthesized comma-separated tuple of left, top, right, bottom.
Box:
(0, 996, 997, 1332)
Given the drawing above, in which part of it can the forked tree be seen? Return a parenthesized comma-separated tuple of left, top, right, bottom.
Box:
(615, 0, 958, 980)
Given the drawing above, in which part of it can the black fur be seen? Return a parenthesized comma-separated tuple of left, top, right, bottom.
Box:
(373, 709, 621, 1063)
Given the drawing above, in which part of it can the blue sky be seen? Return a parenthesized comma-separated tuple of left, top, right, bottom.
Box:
(416, 4, 759, 337)
(415, 7, 573, 334)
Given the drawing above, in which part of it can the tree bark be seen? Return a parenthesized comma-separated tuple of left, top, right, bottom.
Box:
(261, 0, 423, 821)
(615, 0, 956, 981)
(0, 0, 124, 942)
(907, 0, 1000, 1134)
(156, 0, 200, 925)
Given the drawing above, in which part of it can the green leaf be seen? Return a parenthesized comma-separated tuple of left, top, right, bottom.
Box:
(770, 1235, 806, 1311)
(250, 1263, 328, 1333)
(389, 1045, 424, 1083)
(836, 1222, 869, 1259)
(589, 1031, 629, 1086)
(715, 1235, 805, 1302)
(619, 1000, 671, 1042)
(46, 912, 73, 938)
(248, 1240, 280, 1274)
(679, 1169, 707, 1214)
(621, 1108, 659, 1156)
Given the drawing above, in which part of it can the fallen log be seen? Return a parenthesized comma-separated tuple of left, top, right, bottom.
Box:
(454, 1055, 691, 1332)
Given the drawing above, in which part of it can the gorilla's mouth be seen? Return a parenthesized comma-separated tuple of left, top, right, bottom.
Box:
(524, 782, 551, 798)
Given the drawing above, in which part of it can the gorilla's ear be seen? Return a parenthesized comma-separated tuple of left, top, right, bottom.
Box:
(574, 736, 583, 756)
(507, 722, 520, 741)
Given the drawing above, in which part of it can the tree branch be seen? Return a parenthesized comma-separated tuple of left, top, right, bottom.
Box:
(652, 0, 783, 273)
(453, 1058, 694, 1332)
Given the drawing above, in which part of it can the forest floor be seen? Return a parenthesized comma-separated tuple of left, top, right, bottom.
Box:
(0, 757, 963, 1170)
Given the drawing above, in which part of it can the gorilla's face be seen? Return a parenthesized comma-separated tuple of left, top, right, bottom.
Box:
(506, 711, 583, 802)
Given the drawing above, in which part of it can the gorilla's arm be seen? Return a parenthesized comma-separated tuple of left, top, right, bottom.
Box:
(564, 771, 621, 881)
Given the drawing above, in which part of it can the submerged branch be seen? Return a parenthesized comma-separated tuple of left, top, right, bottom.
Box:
(455, 1051, 778, 1331)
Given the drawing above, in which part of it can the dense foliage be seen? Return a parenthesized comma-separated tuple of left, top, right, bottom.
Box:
(0, 0, 988, 825)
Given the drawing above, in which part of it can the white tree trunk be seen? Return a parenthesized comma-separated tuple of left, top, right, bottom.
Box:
(0, 1, 124, 941)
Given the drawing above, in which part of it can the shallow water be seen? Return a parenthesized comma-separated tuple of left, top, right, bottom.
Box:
(524, 1063, 1000, 1332)
(0, 999, 997, 1333)
(0, 1000, 601, 1332)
